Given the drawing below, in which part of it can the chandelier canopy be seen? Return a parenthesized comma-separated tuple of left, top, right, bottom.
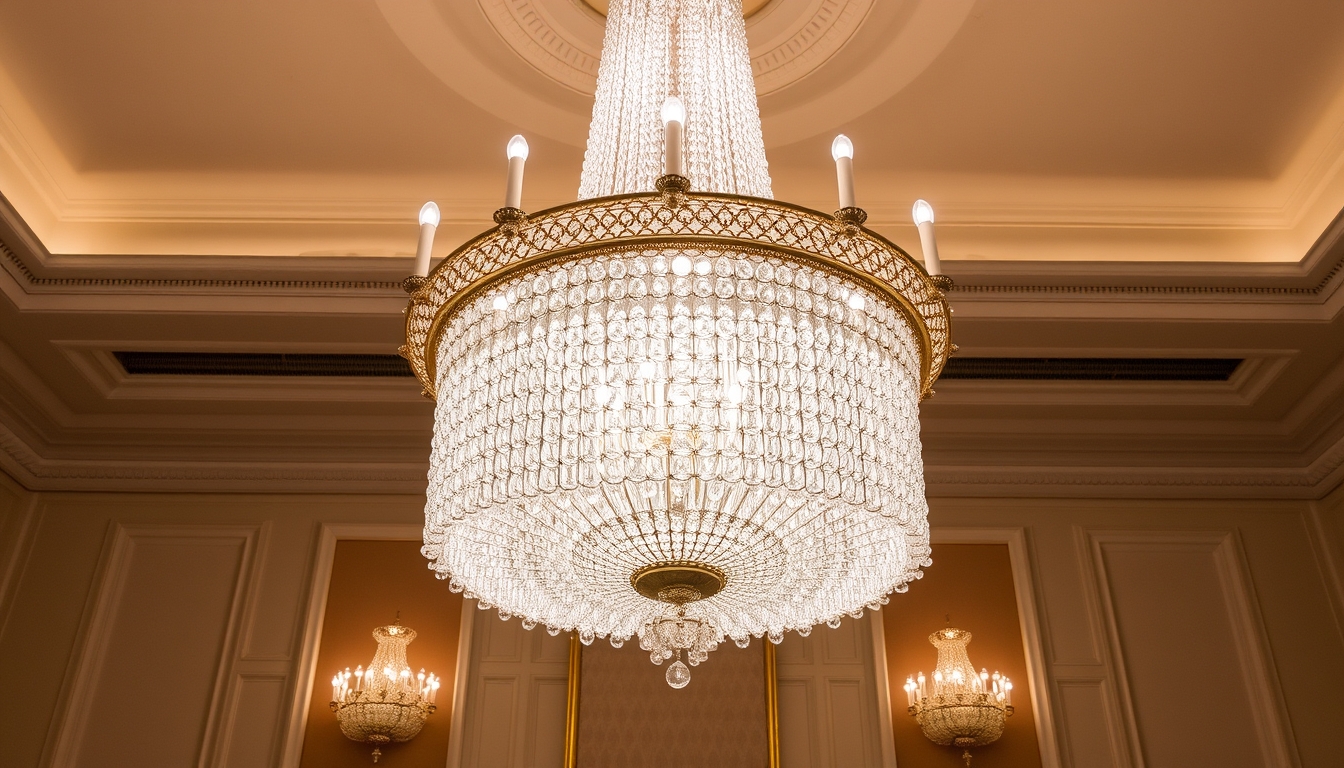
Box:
(403, 0, 951, 687)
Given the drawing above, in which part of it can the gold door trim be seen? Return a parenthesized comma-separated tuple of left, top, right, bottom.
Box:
(564, 634, 582, 768)
(765, 641, 781, 768)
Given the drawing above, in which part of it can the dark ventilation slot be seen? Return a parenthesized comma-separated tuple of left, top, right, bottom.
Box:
(940, 358, 1243, 381)
(113, 352, 414, 377)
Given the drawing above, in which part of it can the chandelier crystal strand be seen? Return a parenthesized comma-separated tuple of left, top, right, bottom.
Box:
(578, 0, 771, 198)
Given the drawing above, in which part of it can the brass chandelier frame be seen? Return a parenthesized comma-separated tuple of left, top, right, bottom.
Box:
(400, 180, 953, 401)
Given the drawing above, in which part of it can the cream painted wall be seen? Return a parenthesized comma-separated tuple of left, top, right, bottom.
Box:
(0, 480, 1341, 768)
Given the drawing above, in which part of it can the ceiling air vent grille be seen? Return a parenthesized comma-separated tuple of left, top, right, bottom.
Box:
(113, 352, 414, 377)
(940, 358, 1243, 381)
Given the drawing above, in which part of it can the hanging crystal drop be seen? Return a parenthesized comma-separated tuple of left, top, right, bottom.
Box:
(666, 658, 692, 689)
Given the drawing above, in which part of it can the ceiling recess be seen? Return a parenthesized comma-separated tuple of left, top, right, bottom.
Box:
(113, 352, 414, 377)
(940, 358, 1243, 381)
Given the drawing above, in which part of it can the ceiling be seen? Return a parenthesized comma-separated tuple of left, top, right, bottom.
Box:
(0, 0, 1341, 262)
(2, 0, 1344, 499)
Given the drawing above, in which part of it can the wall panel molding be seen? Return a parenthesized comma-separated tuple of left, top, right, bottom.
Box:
(0, 477, 39, 640)
(218, 672, 289, 768)
(1084, 529, 1301, 768)
(1053, 677, 1128, 768)
(1305, 500, 1344, 646)
(867, 615, 898, 768)
(46, 523, 260, 768)
(457, 612, 570, 768)
(776, 614, 882, 768)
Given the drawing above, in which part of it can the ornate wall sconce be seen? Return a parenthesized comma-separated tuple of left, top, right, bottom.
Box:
(330, 622, 440, 762)
(903, 628, 1013, 767)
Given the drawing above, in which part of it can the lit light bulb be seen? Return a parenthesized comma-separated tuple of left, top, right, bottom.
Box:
(694, 258, 712, 275)
(666, 659, 691, 688)
(507, 134, 530, 160)
(831, 134, 854, 160)
(419, 201, 440, 228)
(493, 294, 510, 311)
(413, 202, 441, 277)
(831, 135, 856, 208)
(912, 199, 935, 225)
(846, 291, 865, 310)
(661, 95, 686, 125)
(671, 255, 693, 276)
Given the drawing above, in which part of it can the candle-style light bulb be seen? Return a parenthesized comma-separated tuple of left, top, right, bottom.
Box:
(412, 201, 440, 277)
(911, 198, 941, 276)
(831, 134, 855, 209)
(505, 135, 529, 209)
(662, 96, 687, 177)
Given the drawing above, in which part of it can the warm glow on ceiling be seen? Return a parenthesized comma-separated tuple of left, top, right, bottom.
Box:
(582, 0, 773, 17)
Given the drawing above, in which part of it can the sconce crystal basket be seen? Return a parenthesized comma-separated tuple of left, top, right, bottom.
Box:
(330, 623, 441, 763)
(904, 628, 1014, 767)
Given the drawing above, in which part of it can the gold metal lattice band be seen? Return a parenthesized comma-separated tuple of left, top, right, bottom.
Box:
(401, 190, 952, 400)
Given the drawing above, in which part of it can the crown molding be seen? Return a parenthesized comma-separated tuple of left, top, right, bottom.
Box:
(3, 415, 1340, 499)
(2, 191, 1342, 307)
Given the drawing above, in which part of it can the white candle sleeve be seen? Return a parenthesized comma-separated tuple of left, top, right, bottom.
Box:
(917, 221, 941, 276)
(836, 156, 855, 209)
(506, 156, 525, 209)
(413, 223, 435, 277)
(666, 119, 684, 177)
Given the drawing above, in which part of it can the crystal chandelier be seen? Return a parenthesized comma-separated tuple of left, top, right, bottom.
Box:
(401, 0, 952, 687)
(902, 628, 1014, 767)
(330, 623, 441, 763)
